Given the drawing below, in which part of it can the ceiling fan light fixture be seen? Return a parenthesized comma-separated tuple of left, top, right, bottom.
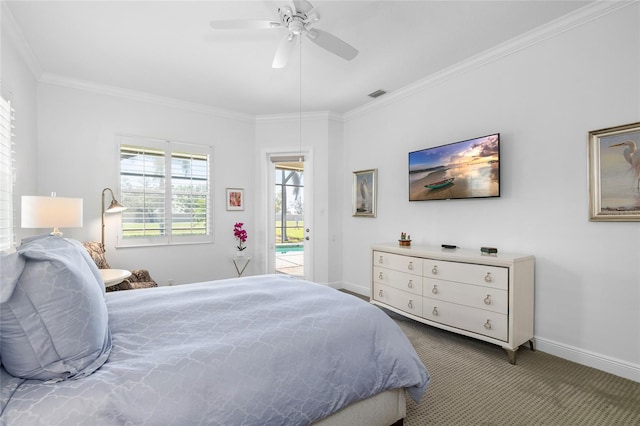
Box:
(210, 0, 358, 68)
(290, 20, 305, 35)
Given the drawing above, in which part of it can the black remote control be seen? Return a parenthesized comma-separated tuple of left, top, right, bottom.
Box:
(441, 244, 457, 249)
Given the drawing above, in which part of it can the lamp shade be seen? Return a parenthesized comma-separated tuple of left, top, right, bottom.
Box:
(21, 196, 83, 230)
(105, 198, 126, 213)
(101, 187, 126, 247)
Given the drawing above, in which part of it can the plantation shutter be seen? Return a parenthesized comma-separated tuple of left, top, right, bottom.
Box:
(0, 96, 15, 251)
(118, 136, 212, 247)
(120, 144, 167, 238)
(170, 144, 210, 237)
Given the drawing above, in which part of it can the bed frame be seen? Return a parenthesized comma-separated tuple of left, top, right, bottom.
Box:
(314, 388, 405, 425)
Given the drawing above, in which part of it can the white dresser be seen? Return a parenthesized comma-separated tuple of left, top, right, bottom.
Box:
(371, 243, 534, 364)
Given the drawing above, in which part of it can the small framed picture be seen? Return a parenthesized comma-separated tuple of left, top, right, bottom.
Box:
(588, 121, 640, 221)
(352, 169, 377, 217)
(226, 188, 244, 211)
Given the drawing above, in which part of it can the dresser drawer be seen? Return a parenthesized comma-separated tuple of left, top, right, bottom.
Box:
(373, 251, 423, 275)
(424, 259, 508, 290)
(372, 245, 534, 363)
(424, 278, 508, 314)
(373, 283, 423, 317)
(422, 297, 507, 341)
(373, 266, 422, 296)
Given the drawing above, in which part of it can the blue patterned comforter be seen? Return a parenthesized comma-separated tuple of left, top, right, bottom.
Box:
(1, 275, 429, 425)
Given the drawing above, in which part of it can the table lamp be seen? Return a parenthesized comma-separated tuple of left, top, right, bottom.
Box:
(21, 193, 83, 236)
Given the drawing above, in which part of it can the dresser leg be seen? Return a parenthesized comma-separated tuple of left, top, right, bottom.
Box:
(529, 339, 535, 352)
(504, 347, 518, 365)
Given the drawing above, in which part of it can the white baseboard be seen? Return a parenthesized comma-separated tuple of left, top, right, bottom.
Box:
(336, 281, 370, 298)
(534, 337, 640, 383)
(335, 283, 639, 383)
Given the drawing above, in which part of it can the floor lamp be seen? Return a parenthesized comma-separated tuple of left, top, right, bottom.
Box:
(101, 187, 126, 247)
(21, 193, 83, 236)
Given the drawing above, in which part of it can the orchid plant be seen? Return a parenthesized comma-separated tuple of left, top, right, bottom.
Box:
(233, 222, 247, 251)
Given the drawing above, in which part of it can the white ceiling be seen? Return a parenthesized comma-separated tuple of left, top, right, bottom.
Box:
(5, 1, 593, 116)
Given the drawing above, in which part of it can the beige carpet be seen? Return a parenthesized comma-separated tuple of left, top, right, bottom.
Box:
(389, 312, 640, 425)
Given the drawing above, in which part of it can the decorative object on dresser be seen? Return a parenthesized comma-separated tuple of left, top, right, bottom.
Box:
(399, 232, 411, 247)
(371, 243, 534, 364)
(587, 121, 640, 221)
(481, 246, 498, 255)
(352, 168, 377, 217)
(82, 241, 158, 292)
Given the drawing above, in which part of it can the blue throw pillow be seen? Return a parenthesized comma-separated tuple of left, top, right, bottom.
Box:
(0, 235, 111, 381)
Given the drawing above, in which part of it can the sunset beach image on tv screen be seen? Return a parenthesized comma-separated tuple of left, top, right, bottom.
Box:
(409, 133, 500, 201)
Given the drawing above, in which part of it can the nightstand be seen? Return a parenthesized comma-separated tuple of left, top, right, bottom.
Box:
(100, 269, 132, 288)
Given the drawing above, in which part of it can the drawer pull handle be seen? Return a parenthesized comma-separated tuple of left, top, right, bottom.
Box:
(378, 255, 384, 264)
(407, 261, 413, 271)
(484, 320, 492, 330)
(431, 265, 438, 275)
(432, 285, 438, 294)
(379, 272, 383, 280)
(484, 295, 491, 305)
(484, 272, 492, 283)
(378, 289, 383, 298)
(407, 280, 413, 288)
(408, 300, 414, 309)
(432, 307, 439, 316)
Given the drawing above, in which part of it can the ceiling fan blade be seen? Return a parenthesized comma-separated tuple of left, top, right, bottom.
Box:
(210, 20, 281, 30)
(293, 0, 314, 15)
(272, 34, 298, 69)
(306, 28, 358, 61)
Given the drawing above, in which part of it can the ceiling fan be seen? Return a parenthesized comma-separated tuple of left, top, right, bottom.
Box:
(210, 0, 358, 68)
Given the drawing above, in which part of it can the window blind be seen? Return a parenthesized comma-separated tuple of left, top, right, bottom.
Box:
(170, 150, 209, 236)
(0, 96, 15, 251)
(120, 145, 167, 238)
(118, 136, 212, 246)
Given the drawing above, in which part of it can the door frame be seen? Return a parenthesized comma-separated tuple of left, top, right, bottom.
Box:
(264, 150, 313, 281)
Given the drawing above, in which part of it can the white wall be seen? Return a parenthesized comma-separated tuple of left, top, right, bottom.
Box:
(340, 5, 640, 380)
(35, 82, 256, 285)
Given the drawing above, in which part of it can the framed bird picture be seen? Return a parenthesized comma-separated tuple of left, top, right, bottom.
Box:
(588, 121, 640, 221)
(352, 169, 377, 217)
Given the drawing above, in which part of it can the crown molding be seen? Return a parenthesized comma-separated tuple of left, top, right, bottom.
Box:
(39, 72, 255, 122)
(344, 0, 637, 122)
(1, 2, 43, 79)
(4, 0, 252, 122)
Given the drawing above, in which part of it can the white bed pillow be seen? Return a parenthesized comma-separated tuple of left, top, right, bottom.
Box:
(0, 235, 111, 381)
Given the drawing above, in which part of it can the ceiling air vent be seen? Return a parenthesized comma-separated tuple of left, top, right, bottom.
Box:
(368, 89, 387, 99)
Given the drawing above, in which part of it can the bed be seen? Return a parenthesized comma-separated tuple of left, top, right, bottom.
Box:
(0, 235, 430, 425)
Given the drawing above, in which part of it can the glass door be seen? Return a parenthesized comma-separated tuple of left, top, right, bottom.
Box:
(274, 161, 305, 277)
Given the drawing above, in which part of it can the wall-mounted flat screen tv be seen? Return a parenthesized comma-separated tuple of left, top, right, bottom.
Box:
(409, 133, 500, 201)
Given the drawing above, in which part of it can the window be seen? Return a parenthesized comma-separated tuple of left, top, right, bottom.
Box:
(118, 136, 212, 246)
(0, 96, 15, 251)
